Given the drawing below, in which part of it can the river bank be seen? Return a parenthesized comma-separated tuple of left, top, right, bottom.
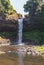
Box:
(0, 45, 44, 57)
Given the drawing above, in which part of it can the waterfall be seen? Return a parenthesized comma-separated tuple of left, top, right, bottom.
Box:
(18, 18, 23, 45)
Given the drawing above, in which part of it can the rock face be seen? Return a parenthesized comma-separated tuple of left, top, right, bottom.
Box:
(0, 17, 31, 31)
(0, 37, 10, 45)
(0, 19, 18, 31)
(6, 13, 18, 20)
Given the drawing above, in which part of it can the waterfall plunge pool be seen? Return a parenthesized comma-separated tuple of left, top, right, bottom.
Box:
(0, 52, 44, 65)
(0, 45, 44, 65)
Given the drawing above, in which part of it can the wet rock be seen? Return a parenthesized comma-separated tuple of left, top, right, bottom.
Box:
(0, 51, 6, 55)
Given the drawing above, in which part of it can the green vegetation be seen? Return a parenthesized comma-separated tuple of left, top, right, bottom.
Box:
(28, 45, 44, 57)
(23, 0, 44, 45)
(0, 0, 18, 20)
(0, 0, 16, 14)
(0, 32, 17, 38)
(24, 0, 44, 31)
(23, 32, 44, 45)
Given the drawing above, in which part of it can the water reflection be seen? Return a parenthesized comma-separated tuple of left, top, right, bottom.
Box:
(18, 52, 24, 65)
(0, 52, 44, 65)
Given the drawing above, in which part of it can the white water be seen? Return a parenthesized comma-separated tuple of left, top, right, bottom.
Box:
(18, 18, 23, 45)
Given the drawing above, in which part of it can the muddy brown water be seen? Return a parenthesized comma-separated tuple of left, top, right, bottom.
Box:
(0, 52, 44, 65)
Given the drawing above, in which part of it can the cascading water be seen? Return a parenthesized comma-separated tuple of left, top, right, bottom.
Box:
(18, 18, 23, 45)
(18, 18, 24, 65)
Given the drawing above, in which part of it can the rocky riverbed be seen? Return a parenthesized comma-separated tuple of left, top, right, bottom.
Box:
(0, 45, 44, 57)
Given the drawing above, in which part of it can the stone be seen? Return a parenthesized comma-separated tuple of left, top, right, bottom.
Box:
(0, 51, 6, 55)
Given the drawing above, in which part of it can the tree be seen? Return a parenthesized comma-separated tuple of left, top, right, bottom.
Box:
(24, 0, 43, 19)
(0, 0, 17, 14)
(0, 0, 17, 19)
(24, 0, 44, 31)
(24, 0, 44, 44)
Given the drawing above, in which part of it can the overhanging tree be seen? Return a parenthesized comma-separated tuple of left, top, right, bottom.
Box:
(0, 0, 17, 17)
(24, 0, 43, 20)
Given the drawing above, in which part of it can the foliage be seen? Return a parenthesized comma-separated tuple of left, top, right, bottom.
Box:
(23, 32, 44, 45)
(24, 0, 44, 45)
(24, 0, 44, 31)
(0, 0, 17, 18)
(24, 0, 43, 14)
(0, 32, 17, 38)
(1, 0, 13, 13)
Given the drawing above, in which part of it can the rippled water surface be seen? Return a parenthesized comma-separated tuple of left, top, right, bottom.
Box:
(0, 53, 44, 65)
